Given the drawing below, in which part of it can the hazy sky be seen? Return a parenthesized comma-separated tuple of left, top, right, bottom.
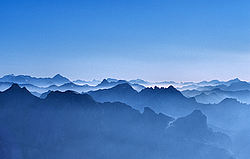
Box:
(0, 0, 250, 82)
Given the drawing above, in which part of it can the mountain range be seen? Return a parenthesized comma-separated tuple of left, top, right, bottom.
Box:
(0, 75, 249, 158)
(182, 80, 250, 104)
(0, 84, 234, 159)
(1, 74, 250, 105)
(0, 74, 71, 87)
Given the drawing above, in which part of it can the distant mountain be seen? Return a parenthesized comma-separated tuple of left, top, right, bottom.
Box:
(106, 78, 119, 82)
(182, 89, 202, 97)
(197, 80, 221, 86)
(0, 84, 234, 159)
(89, 84, 199, 117)
(226, 81, 250, 91)
(96, 79, 145, 92)
(73, 79, 101, 86)
(88, 83, 138, 105)
(48, 82, 94, 92)
(178, 78, 244, 91)
(186, 79, 250, 92)
(129, 79, 150, 85)
(0, 78, 145, 95)
(129, 79, 178, 87)
(200, 98, 250, 132)
(194, 92, 225, 104)
(88, 83, 250, 131)
(183, 86, 250, 104)
(166, 110, 231, 151)
(96, 79, 127, 87)
(0, 74, 71, 87)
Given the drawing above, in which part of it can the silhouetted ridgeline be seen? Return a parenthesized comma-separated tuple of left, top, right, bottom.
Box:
(0, 84, 234, 159)
(88, 83, 250, 131)
(1, 74, 250, 106)
(88, 83, 199, 117)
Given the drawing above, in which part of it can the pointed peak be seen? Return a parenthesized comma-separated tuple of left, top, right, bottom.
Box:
(166, 85, 181, 94)
(4, 83, 32, 96)
(233, 78, 240, 81)
(102, 79, 108, 82)
(100, 79, 109, 84)
(154, 86, 160, 89)
(167, 85, 177, 90)
(9, 83, 21, 89)
(189, 110, 204, 117)
(51, 74, 70, 83)
(228, 78, 241, 83)
(53, 74, 64, 79)
(183, 110, 207, 121)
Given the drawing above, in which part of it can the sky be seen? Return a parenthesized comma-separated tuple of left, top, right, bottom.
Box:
(0, 0, 250, 82)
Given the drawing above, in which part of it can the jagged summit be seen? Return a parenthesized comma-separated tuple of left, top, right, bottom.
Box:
(231, 78, 240, 82)
(140, 85, 182, 96)
(45, 90, 95, 104)
(167, 85, 178, 92)
(98, 79, 109, 85)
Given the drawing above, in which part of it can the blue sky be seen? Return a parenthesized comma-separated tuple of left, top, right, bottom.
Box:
(0, 0, 249, 82)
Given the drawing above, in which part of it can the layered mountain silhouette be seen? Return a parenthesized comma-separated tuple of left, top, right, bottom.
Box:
(2, 75, 250, 158)
(0, 75, 145, 94)
(89, 83, 199, 117)
(96, 79, 145, 91)
(88, 83, 250, 132)
(0, 84, 234, 159)
(183, 87, 250, 104)
(73, 79, 101, 86)
(0, 74, 71, 87)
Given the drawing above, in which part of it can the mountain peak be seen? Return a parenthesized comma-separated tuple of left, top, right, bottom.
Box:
(112, 83, 133, 90)
(219, 98, 239, 105)
(6, 83, 28, 93)
(46, 90, 95, 105)
(3, 83, 33, 97)
(169, 110, 208, 134)
(167, 85, 178, 91)
(51, 74, 71, 84)
(189, 110, 205, 118)
(233, 78, 240, 81)
(99, 79, 109, 85)
(9, 83, 21, 89)
(53, 74, 64, 79)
